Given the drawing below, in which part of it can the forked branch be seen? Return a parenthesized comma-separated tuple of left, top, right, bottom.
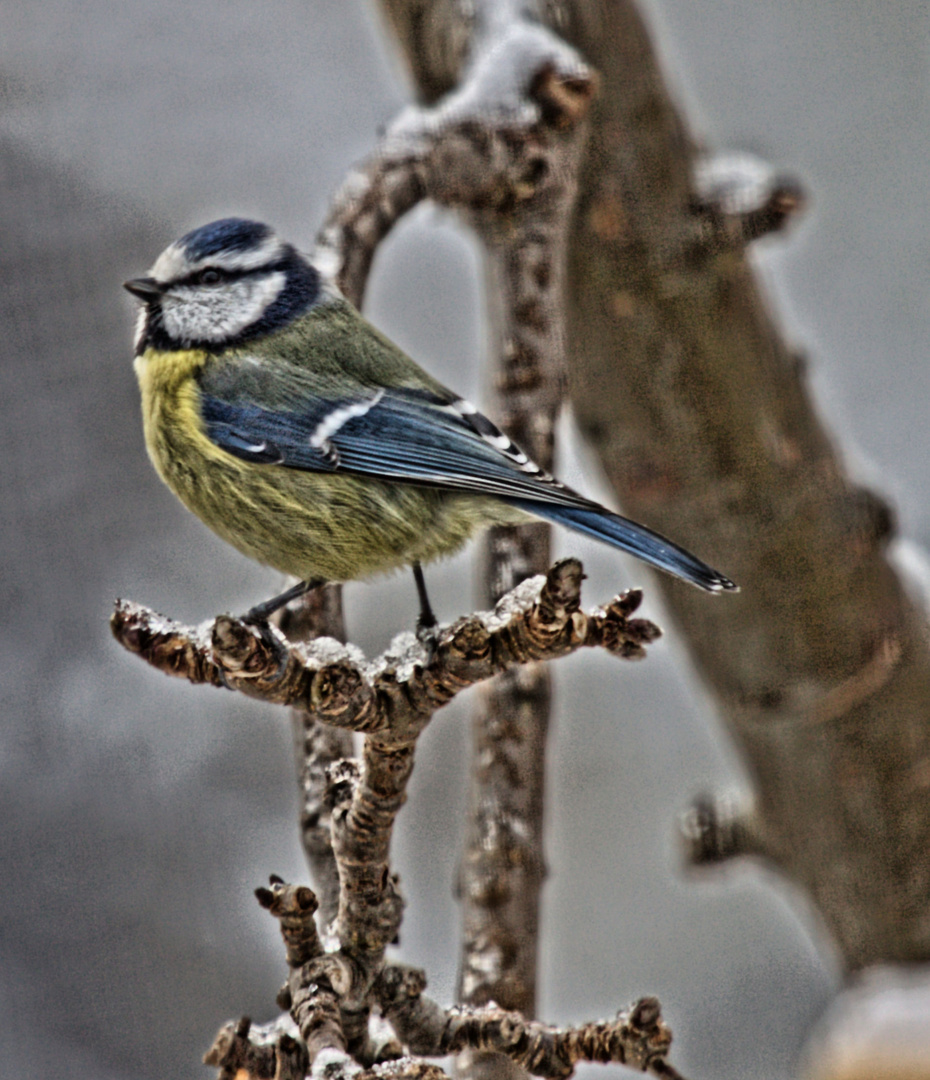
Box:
(203, 879, 685, 1080)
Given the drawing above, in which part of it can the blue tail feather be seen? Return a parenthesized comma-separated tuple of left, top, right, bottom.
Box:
(508, 499, 737, 593)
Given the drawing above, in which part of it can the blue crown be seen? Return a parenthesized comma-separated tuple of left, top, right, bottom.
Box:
(180, 218, 273, 261)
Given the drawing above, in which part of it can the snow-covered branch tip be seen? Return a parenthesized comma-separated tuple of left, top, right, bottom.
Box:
(111, 558, 661, 742)
(313, 20, 596, 305)
(692, 151, 806, 246)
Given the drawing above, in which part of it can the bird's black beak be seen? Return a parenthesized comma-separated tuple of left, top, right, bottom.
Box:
(123, 277, 164, 302)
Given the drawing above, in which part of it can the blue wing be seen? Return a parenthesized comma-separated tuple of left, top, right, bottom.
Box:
(200, 382, 736, 592)
(201, 384, 593, 507)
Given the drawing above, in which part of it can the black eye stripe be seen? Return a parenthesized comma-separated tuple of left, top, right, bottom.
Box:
(172, 267, 227, 287)
(172, 260, 290, 289)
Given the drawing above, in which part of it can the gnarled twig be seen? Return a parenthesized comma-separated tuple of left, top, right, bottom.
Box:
(216, 880, 687, 1080)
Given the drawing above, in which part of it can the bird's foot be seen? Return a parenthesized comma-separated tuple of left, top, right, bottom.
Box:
(411, 562, 439, 650)
(415, 614, 440, 665)
(242, 578, 324, 625)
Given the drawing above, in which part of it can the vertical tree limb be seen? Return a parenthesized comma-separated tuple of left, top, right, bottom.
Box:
(367, 11, 595, 1080)
(460, 46, 590, 1070)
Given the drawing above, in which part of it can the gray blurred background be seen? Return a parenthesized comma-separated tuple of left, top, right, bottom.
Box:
(3, 2, 928, 1077)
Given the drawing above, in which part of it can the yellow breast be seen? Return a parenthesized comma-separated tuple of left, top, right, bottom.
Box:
(134, 348, 233, 484)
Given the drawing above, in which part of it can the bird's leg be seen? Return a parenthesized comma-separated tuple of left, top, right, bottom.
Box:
(412, 562, 438, 645)
(242, 578, 325, 624)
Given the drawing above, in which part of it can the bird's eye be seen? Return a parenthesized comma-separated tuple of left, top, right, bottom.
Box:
(198, 268, 222, 285)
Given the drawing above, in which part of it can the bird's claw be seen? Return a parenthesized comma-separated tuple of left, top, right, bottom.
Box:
(415, 617, 440, 665)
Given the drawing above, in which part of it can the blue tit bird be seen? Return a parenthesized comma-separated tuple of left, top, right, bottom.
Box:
(125, 217, 736, 626)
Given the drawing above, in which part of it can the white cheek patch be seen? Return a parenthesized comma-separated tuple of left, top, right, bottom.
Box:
(161, 271, 286, 343)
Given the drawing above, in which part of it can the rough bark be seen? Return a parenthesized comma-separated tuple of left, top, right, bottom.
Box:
(459, 60, 588, 1080)
(111, 563, 658, 723)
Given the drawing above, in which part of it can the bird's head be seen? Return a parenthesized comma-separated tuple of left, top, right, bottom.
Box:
(125, 218, 321, 353)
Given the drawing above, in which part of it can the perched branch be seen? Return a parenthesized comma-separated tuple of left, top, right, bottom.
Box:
(111, 561, 659, 740)
(117, 563, 676, 1076)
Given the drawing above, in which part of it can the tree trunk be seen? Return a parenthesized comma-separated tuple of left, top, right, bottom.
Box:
(374, 0, 930, 972)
